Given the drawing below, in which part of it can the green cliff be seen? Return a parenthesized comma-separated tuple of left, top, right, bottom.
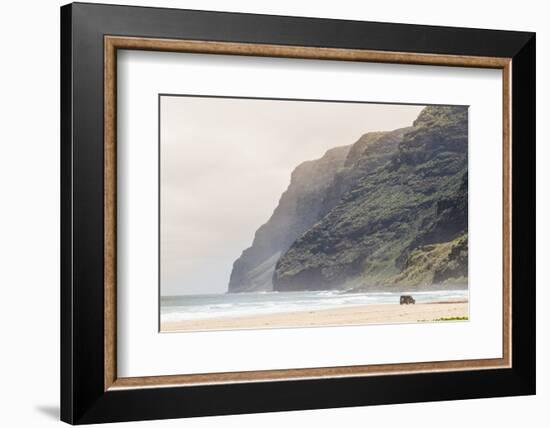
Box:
(228, 105, 468, 293)
(272, 105, 468, 291)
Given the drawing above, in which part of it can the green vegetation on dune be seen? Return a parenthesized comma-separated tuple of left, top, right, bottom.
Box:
(433, 316, 469, 322)
(419, 316, 469, 323)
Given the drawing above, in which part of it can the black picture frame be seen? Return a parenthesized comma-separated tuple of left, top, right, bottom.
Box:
(61, 2, 535, 424)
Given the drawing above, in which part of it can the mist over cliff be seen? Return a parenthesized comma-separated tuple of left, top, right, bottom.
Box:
(228, 144, 352, 292)
(228, 106, 468, 293)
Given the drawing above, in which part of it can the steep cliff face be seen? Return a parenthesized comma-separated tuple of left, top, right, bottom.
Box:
(319, 128, 411, 214)
(227, 145, 351, 292)
(272, 106, 468, 291)
(228, 127, 410, 293)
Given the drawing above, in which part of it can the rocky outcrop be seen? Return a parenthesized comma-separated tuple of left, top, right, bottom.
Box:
(390, 234, 468, 287)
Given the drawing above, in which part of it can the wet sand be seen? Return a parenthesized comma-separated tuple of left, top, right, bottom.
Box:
(161, 300, 468, 332)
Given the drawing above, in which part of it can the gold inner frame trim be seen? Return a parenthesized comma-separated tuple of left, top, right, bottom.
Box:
(104, 35, 512, 391)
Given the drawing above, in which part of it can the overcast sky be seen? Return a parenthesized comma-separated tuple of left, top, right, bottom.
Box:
(160, 95, 424, 296)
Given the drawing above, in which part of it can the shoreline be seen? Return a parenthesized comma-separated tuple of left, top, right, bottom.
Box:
(161, 300, 468, 332)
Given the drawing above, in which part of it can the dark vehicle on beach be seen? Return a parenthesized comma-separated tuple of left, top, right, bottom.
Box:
(400, 295, 415, 305)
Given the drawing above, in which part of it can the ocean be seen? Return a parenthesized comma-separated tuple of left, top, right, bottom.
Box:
(160, 289, 468, 323)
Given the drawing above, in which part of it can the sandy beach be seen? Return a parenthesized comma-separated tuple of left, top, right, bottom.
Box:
(161, 300, 468, 332)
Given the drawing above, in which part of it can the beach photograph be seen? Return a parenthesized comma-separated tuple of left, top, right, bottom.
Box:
(160, 95, 469, 332)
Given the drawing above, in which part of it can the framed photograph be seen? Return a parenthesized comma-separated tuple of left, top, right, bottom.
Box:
(60, 2, 535, 424)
